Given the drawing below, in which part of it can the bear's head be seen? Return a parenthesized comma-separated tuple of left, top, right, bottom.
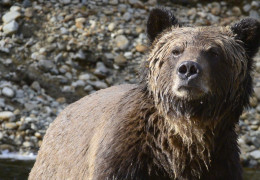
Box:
(143, 8, 260, 120)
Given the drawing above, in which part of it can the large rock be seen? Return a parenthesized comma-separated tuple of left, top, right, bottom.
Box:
(3, 20, 19, 35)
(2, 11, 21, 24)
(250, 150, 260, 159)
(115, 35, 129, 50)
(2, 87, 15, 98)
(0, 111, 15, 121)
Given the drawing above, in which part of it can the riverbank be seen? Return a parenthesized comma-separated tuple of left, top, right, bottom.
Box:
(0, 0, 260, 168)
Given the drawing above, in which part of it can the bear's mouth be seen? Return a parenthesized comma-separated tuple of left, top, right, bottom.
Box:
(176, 81, 208, 99)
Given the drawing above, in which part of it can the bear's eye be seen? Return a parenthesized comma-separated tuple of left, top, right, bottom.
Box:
(207, 48, 219, 58)
(172, 47, 183, 57)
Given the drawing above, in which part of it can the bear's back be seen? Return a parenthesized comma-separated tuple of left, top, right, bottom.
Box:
(29, 84, 137, 180)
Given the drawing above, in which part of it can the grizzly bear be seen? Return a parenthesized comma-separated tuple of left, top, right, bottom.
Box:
(29, 8, 260, 180)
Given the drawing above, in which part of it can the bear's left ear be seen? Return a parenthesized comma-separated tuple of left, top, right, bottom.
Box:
(147, 8, 179, 43)
(231, 18, 260, 58)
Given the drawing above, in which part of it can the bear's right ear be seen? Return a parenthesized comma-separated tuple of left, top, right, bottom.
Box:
(147, 8, 178, 43)
(231, 18, 260, 58)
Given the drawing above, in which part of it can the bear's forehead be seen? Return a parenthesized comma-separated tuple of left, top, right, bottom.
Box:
(156, 26, 236, 50)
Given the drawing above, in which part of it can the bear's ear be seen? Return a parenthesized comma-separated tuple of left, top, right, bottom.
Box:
(147, 8, 178, 43)
(231, 18, 260, 58)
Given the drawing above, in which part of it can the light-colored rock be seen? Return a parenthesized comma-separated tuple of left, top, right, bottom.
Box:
(136, 44, 147, 53)
(114, 54, 127, 66)
(10, 6, 21, 12)
(108, 22, 116, 31)
(75, 17, 86, 29)
(4, 122, 18, 130)
(254, 87, 260, 100)
(250, 150, 260, 159)
(59, 0, 71, 4)
(0, 111, 15, 121)
(2, 11, 21, 24)
(232, 7, 241, 16)
(23, 141, 33, 147)
(3, 20, 19, 35)
(2, 87, 15, 98)
(115, 35, 129, 50)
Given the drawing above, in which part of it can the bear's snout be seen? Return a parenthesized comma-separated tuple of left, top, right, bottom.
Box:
(177, 61, 201, 80)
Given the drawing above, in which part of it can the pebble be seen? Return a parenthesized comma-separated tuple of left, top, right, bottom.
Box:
(94, 62, 108, 78)
(211, 2, 221, 16)
(108, 22, 116, 31)
(75, 17, 86, 29)
(91, 81, 108, 90)
(38, 60, 55, 71)
(1, 0, 12, 6)
(114, 54, 127, 66)
(123, 12, 131, 21)
(2, 11, 21, 24)
(136, 44, 147, 53)
(251, 1, 259, 9)
(23, 141, 33, 147)
(3, 20, 19, 35)
(79, 73, 91, 81)
(0, 111, 15, 121)
(254, 87, 260, 100)
(250, 150, 260, 159)
(4, 122, 18, 130)
(249, 10, 260, 19)
(84, 85, 94, 92)
(232, 7, 241, 16)
(243, 4, 251, 13)
(109, 0, 118, 5)
(115, 35, 129, 50)
(24, 8, 33, 18)
(2, 87, 15, 98)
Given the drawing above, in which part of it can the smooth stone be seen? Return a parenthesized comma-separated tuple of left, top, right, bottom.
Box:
(3, 20, 19, 35)
(123, 12, 131, 21)
(4, 122, 18, 130)
(136, 44, 147, 53)
(114, 54, 127, 66)
(92, 81, 108, 90)
(0, 111, 15, 121)
(10, 6, 21, 12)
(232, 7, 241, 16)
(249, 10, 260, 19)
(79, 73, 91, 81)
(84, 85, 94, 92)
(31, 81, 41, 92)
(250, 150, 260, 159)
(254, 87, 260, 100)
(2, 11, 21, 24)
(71, 80, 86, 87)
(38, 60, 55, 71)
(109, 0, 118, 5)
(251, 1, 259, 8)
(23, 141, 33, 147)
(2, 87, 15, 98)
(75, 17, 86, 29)
(94, 62, 108, 78)
(243, 4, 251, 12)
(108, 22, 116, 31)
(115, 35, 129, 50)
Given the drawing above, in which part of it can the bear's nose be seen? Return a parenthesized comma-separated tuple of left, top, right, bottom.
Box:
(177, 61, 201, 80)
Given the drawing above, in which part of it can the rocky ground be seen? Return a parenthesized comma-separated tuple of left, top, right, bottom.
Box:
(0, 0, 259, 168)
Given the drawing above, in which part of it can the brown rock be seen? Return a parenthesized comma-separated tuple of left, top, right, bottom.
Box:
(114, 54, 127, 66)
(136, 44, 147, 53)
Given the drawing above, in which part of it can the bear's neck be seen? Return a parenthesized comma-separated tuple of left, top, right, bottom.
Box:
(136, 87, 238, 179)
